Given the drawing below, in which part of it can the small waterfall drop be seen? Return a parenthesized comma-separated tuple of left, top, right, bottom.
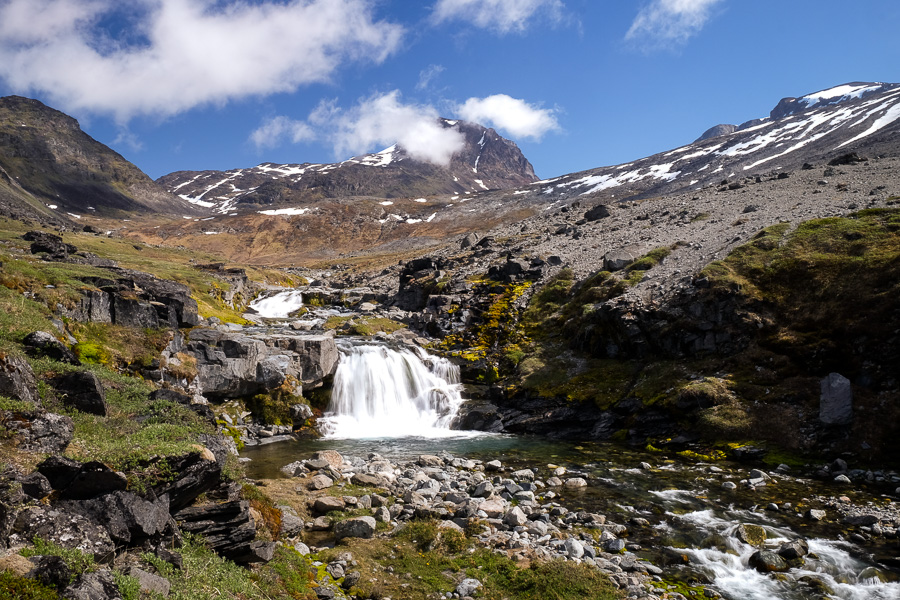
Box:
(249, 290, 304, 318)
(319, 342, 468, 439)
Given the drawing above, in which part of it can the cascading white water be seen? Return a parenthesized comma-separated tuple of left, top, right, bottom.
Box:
(249, 290, 304, 318)
(664, 507, 900, 600)
(318, 342, 468, 439)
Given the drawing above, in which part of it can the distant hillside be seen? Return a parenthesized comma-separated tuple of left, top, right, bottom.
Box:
(530, 82, 900, 204)
(0, 96, 198, 224)
(157, 119, 538, 214)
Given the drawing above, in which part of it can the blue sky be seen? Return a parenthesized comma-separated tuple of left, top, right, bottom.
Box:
(0, 0, 897, 180)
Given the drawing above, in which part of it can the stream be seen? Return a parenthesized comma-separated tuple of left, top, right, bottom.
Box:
(236, 307, 900, 599)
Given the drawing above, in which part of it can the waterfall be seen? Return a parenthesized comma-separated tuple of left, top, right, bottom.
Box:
(249, 290, 304, 318)
(318, 342, 467, 439)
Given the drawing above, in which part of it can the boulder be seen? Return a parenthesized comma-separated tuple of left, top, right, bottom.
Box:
(584, 204, 611, 221)
(456, 578, 482, 597)
(308, 474, 334, 490)
(153, 447, 223, 512)
(735, 523, 767, 547)
(603, 248, 637, 272)
(64, 491, 171, 545)
(26, 555, 71, 592)
(59, 462, 128, 501)
(820, 373, 852, 425)
(23, 331, 80, 365)
(124, 566, 171, 598)
(290, 403, 313, 427)
(313, 496, 346, 515)
(13, 506, 116, 561)
(51, 371, 107, 417)
(1, 410, 73, 453)
(24, 231, 73, 260)
(334, 516, 377, 540)
(63, 570, 122, 600)
(748, 550, 789, 573)
(777, 539, 809, 560)
(0, 353, 40, 406)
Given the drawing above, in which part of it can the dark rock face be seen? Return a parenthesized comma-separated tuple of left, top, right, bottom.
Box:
(0, 353, 41, 406)
(51, 370, 108, 416)
(63, 569, 124, 600)
(820, 373, 853, 425)
(62, 268, 199, 329)
(24, 230, 76, 260)
(583, 204, 611, 221)
(63, 491, 171, 546)
(174, 500, 275, 564)
(23, 331, 80, 365)
(153, 447, 223, 512)
(26, 555, 71, 592)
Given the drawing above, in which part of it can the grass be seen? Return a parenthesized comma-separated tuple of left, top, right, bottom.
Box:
(20, 537, 96, 583)
(144, 535, 316, 600)
(333, 528, 621, 600)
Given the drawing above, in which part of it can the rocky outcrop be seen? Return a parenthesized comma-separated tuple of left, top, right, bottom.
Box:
(23, 331, 80, 365)
(183, 328, 337, 400)
(174, 500, 275, 564)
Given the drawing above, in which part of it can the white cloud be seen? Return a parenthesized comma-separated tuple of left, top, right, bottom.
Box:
(416, 64, 446, 91)
(250, 116, 315, 150)
(326, 91, 466, 166)
(431, 0, 563, 34)
(457, 94, 559, 139)
(626, 0, 724, 46)
(0, 0, 404, 122)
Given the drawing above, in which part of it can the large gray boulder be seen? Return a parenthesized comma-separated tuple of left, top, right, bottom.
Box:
(1, 410, 73, 453)
(819, 373, 853, 425)
(334, 516, 377, 540)
(0, 353, 40, 406)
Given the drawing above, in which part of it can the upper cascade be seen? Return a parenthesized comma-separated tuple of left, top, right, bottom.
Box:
(157, 119, 538, 215)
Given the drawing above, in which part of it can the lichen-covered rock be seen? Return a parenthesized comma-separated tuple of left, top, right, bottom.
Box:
(12, 506, 116, 561)
(735, 523, 768, 547)
(1, 410, 73, 453)
(23, 331, 80, 365)
(63, 569, 123, 600)
(0, 352, 40, 406)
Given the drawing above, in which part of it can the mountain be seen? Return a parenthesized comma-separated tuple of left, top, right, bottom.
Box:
(157, 119, 538, 214)
(0, 96, 198, 224)
(524, 82, 900, 205)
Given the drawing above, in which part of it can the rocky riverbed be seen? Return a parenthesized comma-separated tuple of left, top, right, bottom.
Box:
(246, 440, 900, 600)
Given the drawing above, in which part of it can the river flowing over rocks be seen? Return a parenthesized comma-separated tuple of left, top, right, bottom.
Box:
(258, 443, 900, 600)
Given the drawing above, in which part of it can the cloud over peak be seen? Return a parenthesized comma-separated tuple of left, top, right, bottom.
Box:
(0, 0, 404, 122)
(457, 95, 559, 140)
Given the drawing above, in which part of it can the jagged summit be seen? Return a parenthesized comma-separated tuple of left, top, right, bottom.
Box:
(158, 119, 538, 215)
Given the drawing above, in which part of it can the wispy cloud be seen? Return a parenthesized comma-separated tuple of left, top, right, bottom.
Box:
(431, 0, 563, 34)
(0, 0, 404, 122)
(457, 94, 559, 139)
(626, 0, 724, 48)
(416, 64, 446, 91)
(250, 116, 316, 151)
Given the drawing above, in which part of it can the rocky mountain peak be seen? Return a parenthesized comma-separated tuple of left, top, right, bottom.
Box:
(158, 118, 538, 215)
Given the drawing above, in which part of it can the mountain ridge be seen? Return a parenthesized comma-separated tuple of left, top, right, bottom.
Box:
(157, 119, 538, 215)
